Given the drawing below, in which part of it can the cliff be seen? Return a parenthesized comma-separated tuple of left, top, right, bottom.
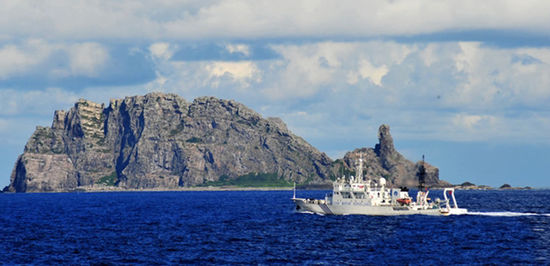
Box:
(6, 93, 332, 192)
(4, 93, 448, 192)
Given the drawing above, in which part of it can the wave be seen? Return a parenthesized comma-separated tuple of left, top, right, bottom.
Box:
(467, 211, 550, 217)
(295, 210, 316, 215)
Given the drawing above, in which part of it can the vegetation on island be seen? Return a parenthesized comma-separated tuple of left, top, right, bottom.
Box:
(200, 173, 293, 187)
(97, 171, 118, 186)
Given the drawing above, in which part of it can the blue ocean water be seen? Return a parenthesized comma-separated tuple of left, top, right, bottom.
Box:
(1, 190, 549, 264)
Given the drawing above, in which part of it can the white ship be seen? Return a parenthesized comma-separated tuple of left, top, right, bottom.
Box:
(292, 154, 467, 216)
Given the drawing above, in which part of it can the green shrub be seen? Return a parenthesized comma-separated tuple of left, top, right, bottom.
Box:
(98, 171, 118, 186)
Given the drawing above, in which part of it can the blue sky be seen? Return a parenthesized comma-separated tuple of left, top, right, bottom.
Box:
(1, 0, 550, 188)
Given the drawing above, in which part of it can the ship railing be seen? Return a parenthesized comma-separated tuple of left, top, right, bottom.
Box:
(442, 188, 459, 209)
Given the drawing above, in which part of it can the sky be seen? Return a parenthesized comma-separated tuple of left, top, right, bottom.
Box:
(1, 0, 550, 188)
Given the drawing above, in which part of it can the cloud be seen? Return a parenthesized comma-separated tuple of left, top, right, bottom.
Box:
(451, 113, 497, 133)
(147, 39, 550, 113)
(205, 61, 261, 88)
(0, 39, 52, 79)
(2, 1, 550, 43)
(0, 88, 79, 116)
(356, 59, 389, 86)
(225, 43, 250, 56)
(16, 39, 544, 147)
(67, 43, 109, 77)
(149, 42, 175, 60)
(0, 41, 155, 89)
(0, 40, 110, 80)
(444, 42, 550, 109)
(206, 61, 257, 80)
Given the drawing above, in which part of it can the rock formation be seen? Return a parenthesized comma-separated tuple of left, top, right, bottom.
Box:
(331, 125, 450, 188)
(6, 93, 332, 192)
(4, 93, 448, 192)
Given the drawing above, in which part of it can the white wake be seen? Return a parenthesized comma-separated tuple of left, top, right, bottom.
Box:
(467, 211, 550, 217)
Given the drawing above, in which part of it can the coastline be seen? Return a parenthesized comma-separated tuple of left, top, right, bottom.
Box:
(2, 184, 540, 193)
(14, 186, 296, 193)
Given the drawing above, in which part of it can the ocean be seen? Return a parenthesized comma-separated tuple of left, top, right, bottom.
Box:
(1, 190, 549, 264)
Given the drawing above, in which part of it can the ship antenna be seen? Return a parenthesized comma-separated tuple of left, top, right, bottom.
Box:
(417, 154, 426, 191)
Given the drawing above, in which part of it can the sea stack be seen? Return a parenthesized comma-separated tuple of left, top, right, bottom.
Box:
(333, 125, 448, 187)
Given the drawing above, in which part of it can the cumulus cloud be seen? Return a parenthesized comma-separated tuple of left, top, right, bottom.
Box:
(0, 40, 110, 80)
(0, 39, 52, 79)
(444, 42, 550, 109)
(205, 61, 261, 88)
(356, 60, 389, 86)
(5, 39, 546, 147)
(140, 40, 550, 147)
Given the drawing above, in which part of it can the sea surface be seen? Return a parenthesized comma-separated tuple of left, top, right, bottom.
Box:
(1, 189, 549, 264)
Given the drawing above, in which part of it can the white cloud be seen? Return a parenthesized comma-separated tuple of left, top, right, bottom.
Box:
(61, 39, 550, 146)
(357, 60, 389, 86)
(149, 42, 175, 60)
(262, 42, 352, 99)
(419, 43, 438, 67)
(67, 43, 109, 77)
(205, 61, 260, 87)
(225, 43, 250, 56)
(0, 39, 52, 79)
(347, 59, 390, 86)
(2, 1, 550, 40)
(0, 40, 110, 79)
(452, 113, 496, 131)
(0, 88, 79, 116)
(445, 42, 550, 108)
(206, 61, 257, 79)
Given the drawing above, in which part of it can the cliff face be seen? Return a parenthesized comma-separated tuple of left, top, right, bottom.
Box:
(6, 93, 332, 192)
(5, 93, 447, 192)
(331, 125, 449, 188)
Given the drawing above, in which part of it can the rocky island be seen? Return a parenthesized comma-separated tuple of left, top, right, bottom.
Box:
(4, 92, 448, 192)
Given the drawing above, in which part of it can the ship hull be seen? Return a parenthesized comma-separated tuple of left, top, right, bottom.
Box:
(293, 198, 466, 216)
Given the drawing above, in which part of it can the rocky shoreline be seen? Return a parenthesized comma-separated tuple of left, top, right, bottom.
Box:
(452, 182, 532, 190)
(2, 185, 294, 193)
(1, 183, 537, 193)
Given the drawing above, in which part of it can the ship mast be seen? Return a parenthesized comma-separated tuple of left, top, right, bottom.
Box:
(356, 153, 364, 182)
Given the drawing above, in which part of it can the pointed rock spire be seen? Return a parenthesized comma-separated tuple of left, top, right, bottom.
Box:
(374, 124, 395, 158)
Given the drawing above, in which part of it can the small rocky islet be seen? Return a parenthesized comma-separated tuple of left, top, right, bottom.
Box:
(6, 92, 449, 192)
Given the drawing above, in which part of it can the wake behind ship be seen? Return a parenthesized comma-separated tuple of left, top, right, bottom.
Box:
(292, 154, 467, 216)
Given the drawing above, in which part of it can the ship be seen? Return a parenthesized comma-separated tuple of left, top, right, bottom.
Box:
(292, 154, 467, 216)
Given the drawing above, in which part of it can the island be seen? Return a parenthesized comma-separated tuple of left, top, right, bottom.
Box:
(4, 92, 448, 192)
